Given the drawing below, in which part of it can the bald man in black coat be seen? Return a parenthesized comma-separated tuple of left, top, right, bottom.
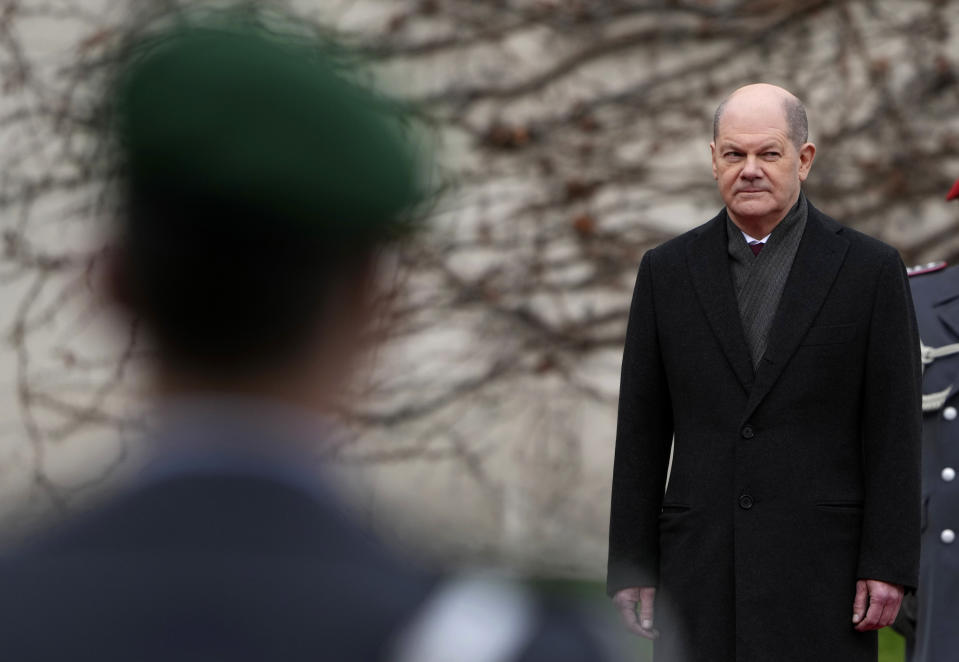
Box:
(608, 84, 921, 662)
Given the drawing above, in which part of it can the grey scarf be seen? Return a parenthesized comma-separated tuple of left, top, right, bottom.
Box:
(727, 193, 808, 367)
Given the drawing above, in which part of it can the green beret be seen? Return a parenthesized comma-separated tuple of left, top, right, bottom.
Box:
(115, 15, 422, 237)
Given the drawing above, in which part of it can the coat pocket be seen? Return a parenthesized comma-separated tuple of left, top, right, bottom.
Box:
(660, 503, 691, 514)
(814, 500, 863, 514)
(801, 323, 857, 346)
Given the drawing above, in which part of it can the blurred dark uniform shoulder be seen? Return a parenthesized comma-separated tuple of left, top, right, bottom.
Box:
(0, 403, 619, 661)
(901, 260, 959, 662)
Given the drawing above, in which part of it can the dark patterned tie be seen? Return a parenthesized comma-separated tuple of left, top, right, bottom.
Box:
(749, 241, 764, 257)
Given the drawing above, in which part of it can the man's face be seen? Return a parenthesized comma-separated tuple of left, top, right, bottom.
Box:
(710, 100, 815, 229)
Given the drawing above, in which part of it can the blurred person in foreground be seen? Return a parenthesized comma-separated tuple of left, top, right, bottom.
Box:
(0, 10, 619, 661)
(892, 178, 959, 662)
(607, 83, 922, 662)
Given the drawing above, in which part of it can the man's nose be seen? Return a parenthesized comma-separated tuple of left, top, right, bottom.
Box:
(740, 156, 762, 179)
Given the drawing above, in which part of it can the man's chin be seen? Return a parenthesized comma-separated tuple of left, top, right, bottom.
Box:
(729, 200, 776, 218)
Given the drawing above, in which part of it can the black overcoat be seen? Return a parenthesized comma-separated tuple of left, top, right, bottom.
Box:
(607, 203, 922, 662)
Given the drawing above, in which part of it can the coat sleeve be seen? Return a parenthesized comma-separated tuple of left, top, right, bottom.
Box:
(857, 251, 922, 590)
(606, 250, 674, 596)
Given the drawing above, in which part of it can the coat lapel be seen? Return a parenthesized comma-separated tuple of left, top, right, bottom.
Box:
(687, 211, 755, 393)
(741, 204, 849, 423)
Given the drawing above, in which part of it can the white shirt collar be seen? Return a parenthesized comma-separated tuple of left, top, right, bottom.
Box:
(741, 230, 771, 245)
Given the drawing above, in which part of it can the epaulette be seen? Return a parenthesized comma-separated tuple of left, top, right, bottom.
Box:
(907, 261, 948, 277)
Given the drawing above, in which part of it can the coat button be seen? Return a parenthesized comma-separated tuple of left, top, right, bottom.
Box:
(943, 467, 956, 482)
(942, 529, 956, 544)
(945, 407, 958, 421)
(741, 425, 755, 439)
(739, 494, 754, 510)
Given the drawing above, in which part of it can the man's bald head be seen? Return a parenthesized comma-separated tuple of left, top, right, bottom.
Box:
(713, 84, 808, 149)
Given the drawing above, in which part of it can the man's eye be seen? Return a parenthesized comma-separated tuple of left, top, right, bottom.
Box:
(763, 152, 780, 158)
(725, 152, 743, 159)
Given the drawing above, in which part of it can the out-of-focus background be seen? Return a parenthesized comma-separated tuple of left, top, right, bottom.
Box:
(0, 2, 954, 652)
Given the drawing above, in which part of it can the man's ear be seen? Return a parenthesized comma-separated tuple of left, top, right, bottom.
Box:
(797, 142, 816, 182)
(351, 250, 390, 339)
(710, 142, 718, 180)
(320, 250, 385, 347)
(100, 242, 138, 314)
